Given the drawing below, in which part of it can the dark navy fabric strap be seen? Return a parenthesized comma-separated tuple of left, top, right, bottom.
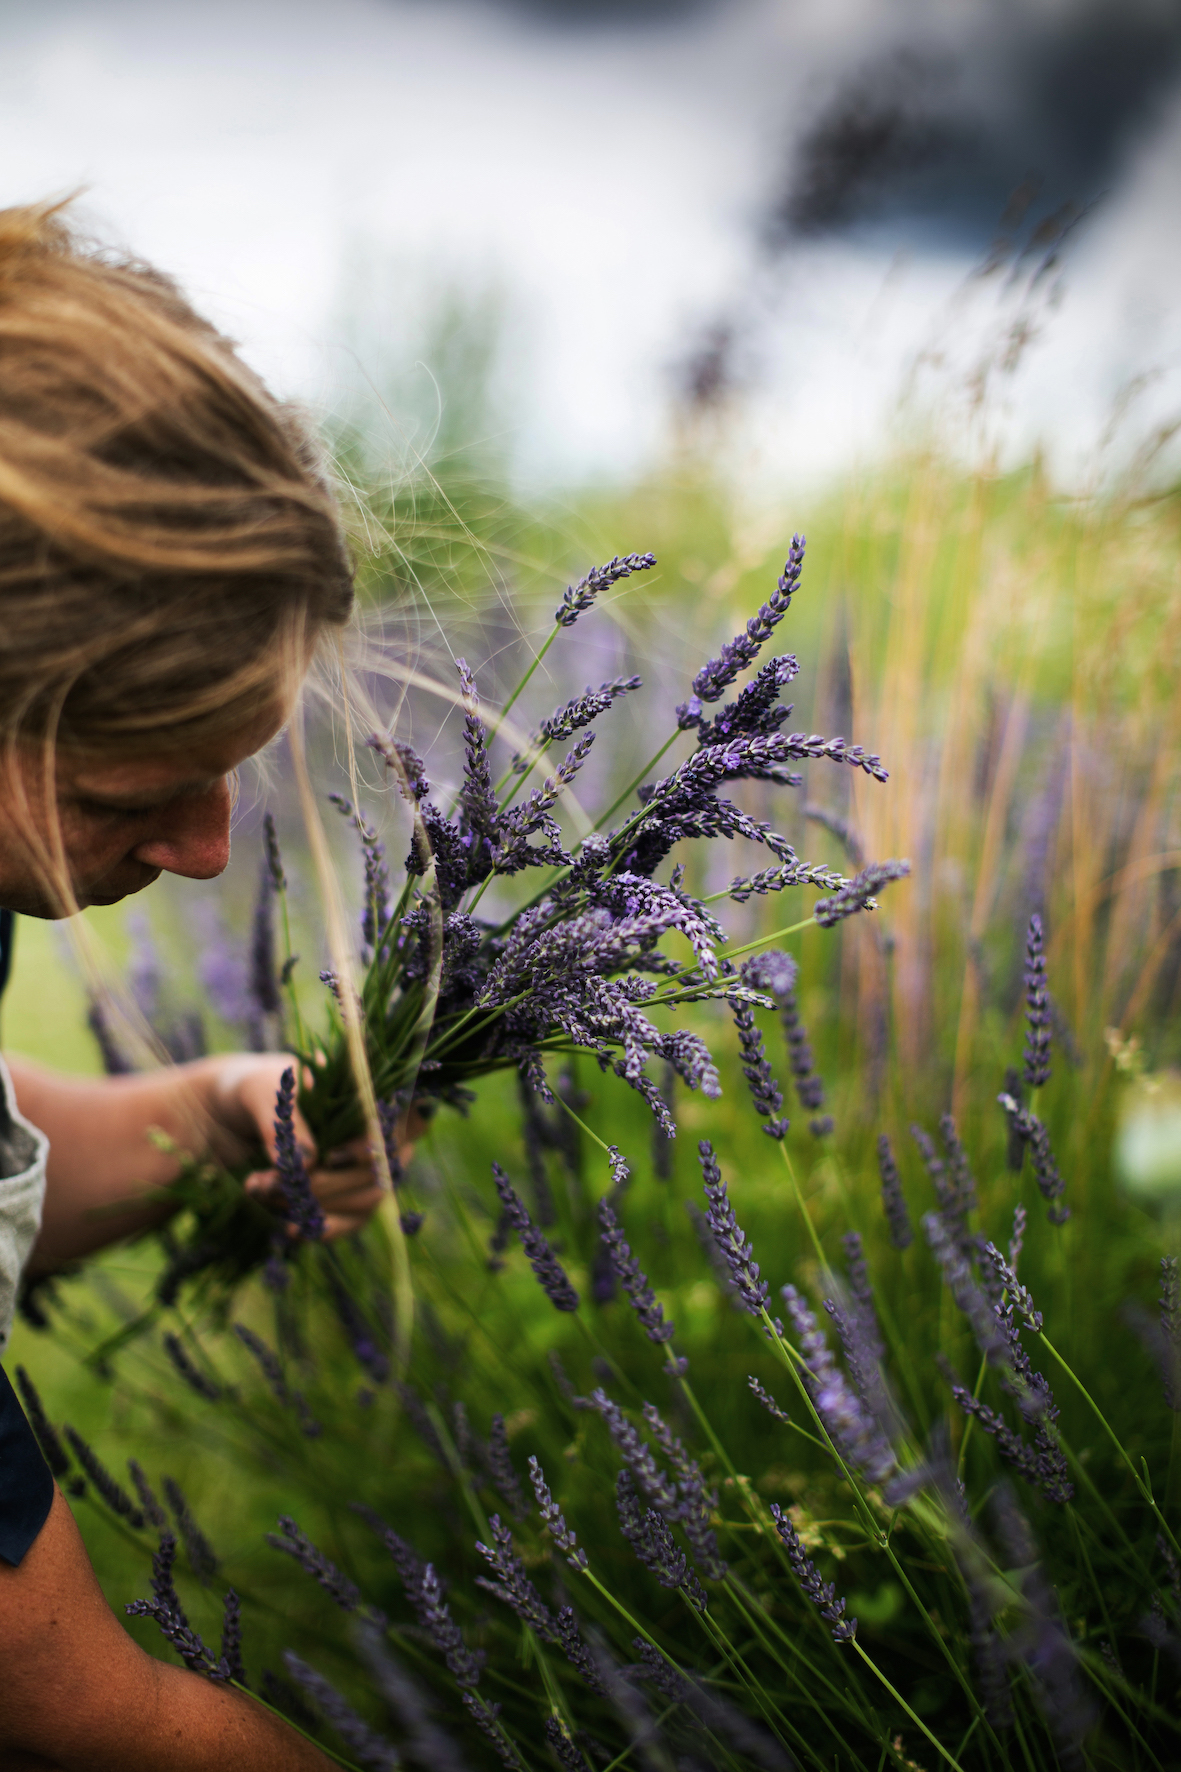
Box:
(1, 912, 56, 1566)
(0, 908, 11, 1002)
(0, 1362, 54, 1566)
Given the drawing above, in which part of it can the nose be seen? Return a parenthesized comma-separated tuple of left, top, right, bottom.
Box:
(130, 780, 232, 881)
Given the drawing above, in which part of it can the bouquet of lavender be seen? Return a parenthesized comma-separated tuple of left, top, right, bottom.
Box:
(89, 540, 906, 1319)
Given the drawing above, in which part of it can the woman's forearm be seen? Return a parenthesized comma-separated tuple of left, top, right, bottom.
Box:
(7, 1056, 236, 1273)
(1, 1487, 333, 1770)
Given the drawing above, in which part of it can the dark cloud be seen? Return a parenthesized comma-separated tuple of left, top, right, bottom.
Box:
(771, 3, 1181, 246)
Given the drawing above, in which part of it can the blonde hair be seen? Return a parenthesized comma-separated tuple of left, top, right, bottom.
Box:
(0, 196, 353, 755)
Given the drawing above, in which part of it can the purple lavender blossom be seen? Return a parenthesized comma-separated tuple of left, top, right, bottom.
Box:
(554, 552, 657, 627)
(597, 1196, 676, 1344)
(732, 959, 789, 1138)
(641, 1401, 728, 1581)
(350, 1502, 428, 1595)
(1009, 1202, 1028, 1271)
(556, 1606, 607, 1694)
(519, 674, 644, 763)
(218, 1589, 245, 1686)
(266, 1515, 386, 1625)
(262, 811, 286, 892)
(699, 1141, 770, 1315)
(804, 801, 865, 867)
(163, 1476, 219, 1584)
(990, 1487, 1095, 1766)
(87, 998, 135, 1074)
(782, 1285, 895, 1482)
(1160, 1255, 1181, 1410)
(128, 1460, 167, 1529)
(877, 1135, 912, 1249)
(926, 1215, 1071, 1502)
(246, 854, 282, 1048)
(328, 1279, 390, 1386)
(457, 657, 499, 862)
(126, 1532, 221, 1676)
(330, 795, 393, 956)
(997, 1092, 1069, 1224)
(272, 1067, 325, 1241)
(769, 1503, 856, 1642)
(695, 654, 800, 746)
(615, 1470, 707, 1609)
(281, 1653, 401, 1771)
(416, 1562, 488, 1690)
(356, 1626, 470, 1772)
(690, 538, 805, 705)
(1023, 912, 1053, 1089)
(233, 1321, 322, 1437)
(14, 1366, 71, 1480)
(748, 1374, 791, 1423)
(727, 856, 847, 903)
(778, 986, 831, 1136)
(544, 1718, 584, 1771)
(475, 1514, 558, 1641)
(63, 1425, 146, 1528)
(491, 1162, 579, 1311)
(528, 1456, 588, 1570)
(814, 859, 910, 927)
(162, 1333, 222, 1402)
(586, 1389, 681, 1515)
(485, 1414, 527, 1520)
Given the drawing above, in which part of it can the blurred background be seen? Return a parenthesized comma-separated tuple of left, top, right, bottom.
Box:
(1, 0, 1179, 489)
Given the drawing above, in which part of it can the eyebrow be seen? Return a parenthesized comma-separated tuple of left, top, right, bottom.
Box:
(70, 778, 220, 810)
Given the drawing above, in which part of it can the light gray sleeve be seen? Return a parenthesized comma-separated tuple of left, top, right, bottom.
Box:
(0, 1055, 49, 1353)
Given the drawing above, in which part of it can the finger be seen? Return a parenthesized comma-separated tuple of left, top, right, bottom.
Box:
(309, 1164, 381, 1203)
(320, 1193, 386, 1240)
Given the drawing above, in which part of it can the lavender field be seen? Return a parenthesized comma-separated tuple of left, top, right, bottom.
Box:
(8, 443, 1181, 1771)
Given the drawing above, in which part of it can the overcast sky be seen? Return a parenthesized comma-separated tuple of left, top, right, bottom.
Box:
(1, 0, 1178, 490)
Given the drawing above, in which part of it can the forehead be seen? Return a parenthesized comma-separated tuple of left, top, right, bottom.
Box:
(59, 697, 291, 797)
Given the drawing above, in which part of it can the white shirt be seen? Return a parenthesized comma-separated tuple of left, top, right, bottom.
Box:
(0, 1056, 49, 1353)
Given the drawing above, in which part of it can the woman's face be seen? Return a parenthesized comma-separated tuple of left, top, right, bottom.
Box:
(0, 696, 292, 918)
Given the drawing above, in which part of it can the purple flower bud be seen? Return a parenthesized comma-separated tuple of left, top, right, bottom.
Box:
(769, 1503, 856, 1643)
(491, 1163, 579, 1311)
(1023, 912, 1053, 1089)
(699, 1142, 769, 1315)
(554, 553, 656, 627)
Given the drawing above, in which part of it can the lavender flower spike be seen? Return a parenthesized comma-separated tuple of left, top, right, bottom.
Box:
(733, 959, 789, 1139)
(598, 1196, 676, 1344)
(475, 1513, 557, 1640)
(779, 985, 832, 1137)
(769, 1503, 856, 1642)
(877, 1134, 912, 1249)
(615, 1470, 707, 1609)
(691, 537, 805, 705)
(282, 1653, 401, 1771)
(782, 1285, 895, 1482)
(554, 552, 656, 627)
(699, 1141, 770, 1315)
(266, 1515, 387, 1625)
(272, 1067, 325, 1241)
(814, 859, 910, 927)
(63, 1426, 146, 1528)
(491, 1163, 579, 1311)
(528, 1454, 588, 1569)
(997, 1091, 1069, 1224)
(1023, 911, 1053, 1089)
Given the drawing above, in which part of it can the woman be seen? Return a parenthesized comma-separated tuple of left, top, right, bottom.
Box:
(0, 198, 380, 1767)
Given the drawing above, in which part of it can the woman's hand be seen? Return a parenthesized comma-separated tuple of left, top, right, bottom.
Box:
(200, 1054, 396, 1241)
